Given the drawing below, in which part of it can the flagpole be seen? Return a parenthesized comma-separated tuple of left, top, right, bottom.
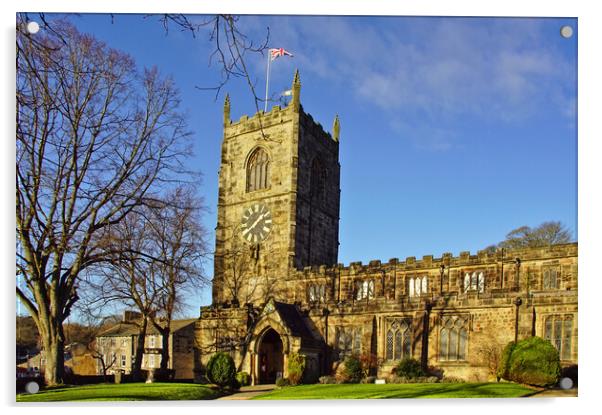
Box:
(264, 52, 271, 112)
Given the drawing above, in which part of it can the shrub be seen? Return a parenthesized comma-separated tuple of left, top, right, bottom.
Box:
(498, 336, 561, 387)
(206, 352, 236, 389)
(359, 353, 380, 377)
(497, 341, 516, 381)
(236, 371, 250, 387)
(396, 358, 425, 379)
(441, 376, 466, 384)
(360, 376, 376, 384)
(342, 356, 363, 384)
(276, 377, 290, 387)
(319, 375, 337, 384)
(287, 352, 306, 385)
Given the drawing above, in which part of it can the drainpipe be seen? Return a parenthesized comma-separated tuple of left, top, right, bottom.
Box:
(514, 297, 523, 343)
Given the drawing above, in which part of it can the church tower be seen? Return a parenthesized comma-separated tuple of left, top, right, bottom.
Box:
(212, 71, 340, 305)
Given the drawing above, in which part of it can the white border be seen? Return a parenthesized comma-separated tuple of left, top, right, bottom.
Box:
(3, 2, 600, 415)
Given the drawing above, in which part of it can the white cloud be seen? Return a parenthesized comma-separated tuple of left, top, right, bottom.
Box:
(239, 16, 575, 149)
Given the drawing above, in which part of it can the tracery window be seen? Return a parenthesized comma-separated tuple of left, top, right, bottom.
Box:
(335, 326, 362, 359)
(246, 147, 270, 192)
(408, 276, 428, 297)
(543, 266, 560, 290)
(385, 319, 412, 361)
(439, 315, 469, 361)
(463, 272, 485, 293)
(308, 283, 326, 303)
(355, 279, 375, 300)
(544, 314, 573, 360)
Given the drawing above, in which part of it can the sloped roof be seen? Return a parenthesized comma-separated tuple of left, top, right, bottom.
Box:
(97, 318, 196, 337)
(273, 301, 322, 349)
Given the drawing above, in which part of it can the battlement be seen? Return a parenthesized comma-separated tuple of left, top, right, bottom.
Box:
(293, 242, 578, 277)
(222, 70, 339, 146)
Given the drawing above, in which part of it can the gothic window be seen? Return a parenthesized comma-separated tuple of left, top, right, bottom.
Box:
(336, 327, 362, 359)
(356, 279, 375, 300)
(409, 276, 427, 297)
(385, 319, 412, 361)
(464, 272, 485, 293)
(308, 283, 326, 303)
(246, 147, 270, 192)
(543, 266, 560, 290)
(439, 315, 469, 361)
(544, 315, 573, 360)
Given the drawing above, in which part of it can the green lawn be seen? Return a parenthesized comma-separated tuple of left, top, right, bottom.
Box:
(16, 382, 221, 402)
(253, 383, 536, 400)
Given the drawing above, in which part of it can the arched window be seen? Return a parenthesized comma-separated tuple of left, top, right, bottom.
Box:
(439, 316, 469, 361)
(421, 276, 428, 294)
(471, 272, 478, 290)
(408, 278, 415, 297)
(464, 273, 470, 293)
(415, 278, 422, 296)
(386, 319, 412, 361)
(246, 147, 270, 192)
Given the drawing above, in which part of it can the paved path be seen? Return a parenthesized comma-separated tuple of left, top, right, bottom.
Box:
(527, 388, 578, 398)
(217, 384, 275, 400)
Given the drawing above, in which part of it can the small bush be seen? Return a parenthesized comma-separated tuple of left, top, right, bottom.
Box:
(236, 371, 250, 387)
(498, 336, 560, 387)
(287, 352, 306, 386)
(342, 356, 363, 384)
(276, 377, 290, 387)
(206, 352, 236, 389)
(361, 376, 376, 384)
(441, 376, 466, 384)
(396, 358, 425, 379)
(359, 353, 380, 377)
(319, 375, 337, 384)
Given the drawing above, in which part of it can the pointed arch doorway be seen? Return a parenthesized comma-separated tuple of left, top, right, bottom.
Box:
(257, 328, 284, 384)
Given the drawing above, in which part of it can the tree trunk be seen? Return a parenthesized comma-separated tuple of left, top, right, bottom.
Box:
(132, 317, 148, 381)
(43, 331, 65, 386)
(160, 327, 170, 371)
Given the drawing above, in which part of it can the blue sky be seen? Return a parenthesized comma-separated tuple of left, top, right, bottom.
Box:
(46, 14, 577, 314)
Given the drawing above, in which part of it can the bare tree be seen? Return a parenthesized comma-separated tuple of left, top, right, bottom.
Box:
(145, 187, 208, 372)
(16, 19, 192, 385)
(497, 221, 573, 250)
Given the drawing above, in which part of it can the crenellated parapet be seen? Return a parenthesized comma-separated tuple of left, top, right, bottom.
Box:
(287, 243, 578, 306)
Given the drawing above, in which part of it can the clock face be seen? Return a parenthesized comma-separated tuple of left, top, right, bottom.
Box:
(241, 203, 273, 243)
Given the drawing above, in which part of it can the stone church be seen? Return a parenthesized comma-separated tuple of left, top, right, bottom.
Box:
(194, 71, 578, 385)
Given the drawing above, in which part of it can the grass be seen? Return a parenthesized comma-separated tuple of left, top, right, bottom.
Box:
(253, 382, 536, 400)
(16, 382, 221, 402)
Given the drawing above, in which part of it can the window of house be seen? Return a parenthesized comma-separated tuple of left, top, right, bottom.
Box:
(308, 284, 326, 303)
(148, 354, 155, 368)
(439, 315, 469, 361)
(544, 314, 573, 360)
(355, 280, 374, 300)
(385, 319, 412, 361)
(246, 147, 270, 192)
(335, 327, 362, 358)
(149, 336, 155, 348)
(543, 266, 560, 290)
(121, 354, 127, 367)
(408, 276, 427, 297)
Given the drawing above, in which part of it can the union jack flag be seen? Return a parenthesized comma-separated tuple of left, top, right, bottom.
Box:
(270, 48, 294, 61)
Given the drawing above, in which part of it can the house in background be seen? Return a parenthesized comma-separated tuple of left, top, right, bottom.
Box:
(96, 312, 196, 380)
